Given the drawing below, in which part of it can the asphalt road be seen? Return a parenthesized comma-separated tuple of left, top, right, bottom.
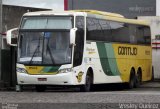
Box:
(0, 81, 160, 109)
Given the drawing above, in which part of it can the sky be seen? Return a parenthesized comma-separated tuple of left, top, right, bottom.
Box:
(3, 0, 64, 10)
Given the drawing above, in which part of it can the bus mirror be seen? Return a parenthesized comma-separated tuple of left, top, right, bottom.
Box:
(70, 28, 77, 46)
(6, 28, 18, 46)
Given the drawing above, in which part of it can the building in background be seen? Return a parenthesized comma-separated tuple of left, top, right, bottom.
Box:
(2, 0, 157, 32)
(138, 16, 160, 79)
(0, 4, 49, 88)
(156, 0, 160, 16)
(67, 0, 156, 18)
(2, 5, 49, 33)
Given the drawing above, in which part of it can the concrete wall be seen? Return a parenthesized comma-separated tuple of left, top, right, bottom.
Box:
(68, 0, 156, 18)
(0, 5, 49, 87)
(138, 16, 160, 79)
(138, 16, 160, 39)
(156, 0, 160, 16)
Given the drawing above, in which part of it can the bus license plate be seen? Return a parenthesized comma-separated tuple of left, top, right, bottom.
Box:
(38, 78, 47, 81)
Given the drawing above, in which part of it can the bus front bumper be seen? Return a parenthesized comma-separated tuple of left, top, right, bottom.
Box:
(17, 72, 76, 85)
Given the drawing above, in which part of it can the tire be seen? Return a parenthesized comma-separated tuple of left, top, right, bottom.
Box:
(134, 72, 142, 88)
(80, 72, 92, 92)
(35, 85, 46, 92)
(127, 70, 135, 89)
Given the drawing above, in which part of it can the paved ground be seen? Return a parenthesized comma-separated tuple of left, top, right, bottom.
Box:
(0, 81, 160, 109)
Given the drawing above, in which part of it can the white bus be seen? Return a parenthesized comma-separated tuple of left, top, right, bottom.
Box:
(16, 10, 152, 92)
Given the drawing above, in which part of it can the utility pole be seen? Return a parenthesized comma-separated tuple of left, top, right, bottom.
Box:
(0, 0, 2, 82)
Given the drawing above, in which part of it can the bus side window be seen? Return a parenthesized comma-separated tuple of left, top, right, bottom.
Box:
(86, 18, 112, 42)
(86, 18, 96, 41)
(137, 26, 151, 45)
(129, 25, 137, 44)
(73, 16, 85, 67)
(110, 21, 130, 43)
(143, 27, 151, 45)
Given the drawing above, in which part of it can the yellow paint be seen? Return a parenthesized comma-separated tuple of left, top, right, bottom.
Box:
(25, 66, 57, 75)
(88, 51, 96, 54)
(112, 44, 152, 82)
(71, 10, 124, 18)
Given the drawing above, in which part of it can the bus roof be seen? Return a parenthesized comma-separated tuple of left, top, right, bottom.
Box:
(23, 10, 85, 16)
(23, 10, 150, 26)
(72, 10, 150, 26)
(71, 10, 124, 18)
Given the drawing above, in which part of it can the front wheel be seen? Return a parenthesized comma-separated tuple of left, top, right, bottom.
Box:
(80, 73, 92, 92)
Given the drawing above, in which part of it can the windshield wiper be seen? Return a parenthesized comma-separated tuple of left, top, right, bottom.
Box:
(29, 37, 41, 64)
(41, 32, 55, 64)
(46, 39, 55, 64)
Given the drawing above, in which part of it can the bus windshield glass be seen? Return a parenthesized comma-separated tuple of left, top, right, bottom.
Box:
(17, 16, 73, 65)
(21, 16, 72, 29)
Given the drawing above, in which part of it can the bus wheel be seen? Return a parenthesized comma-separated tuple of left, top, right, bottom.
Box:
(80, 72, 92, 92)
(35, 85, 46, 92)
(134, 72, 142, 88)
(127, 70, 135, 89)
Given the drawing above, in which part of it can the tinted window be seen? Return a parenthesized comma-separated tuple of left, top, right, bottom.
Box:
(86, 17, 151, 45)
(86, 18, 112, 41)
(110, 21, 130, 43)
(76, 16, 84, 30)
(74, 16, 85, 67)
(136, 26, 151, 45)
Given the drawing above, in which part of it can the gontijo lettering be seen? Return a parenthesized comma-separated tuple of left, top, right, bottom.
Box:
(118, 46, 137, 55)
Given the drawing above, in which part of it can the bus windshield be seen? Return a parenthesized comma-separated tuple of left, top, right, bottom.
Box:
(21, 16, 73, 30)
(17, 16, 73, 65)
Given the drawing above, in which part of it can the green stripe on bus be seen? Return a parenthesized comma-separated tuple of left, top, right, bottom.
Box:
(96, 42, 120, 76)
(96, 42, 113, 76)
(104, 43, 120, 76)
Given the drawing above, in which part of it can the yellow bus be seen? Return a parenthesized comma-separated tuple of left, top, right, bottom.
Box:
(16, 10, 152, 92)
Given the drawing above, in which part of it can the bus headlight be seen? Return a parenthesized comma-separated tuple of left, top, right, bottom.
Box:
(58, 68, 73, 73)
(16, 68, 27, 74)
